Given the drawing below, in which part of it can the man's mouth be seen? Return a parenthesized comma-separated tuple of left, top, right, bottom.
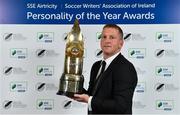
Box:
(104, 46, 111, 48)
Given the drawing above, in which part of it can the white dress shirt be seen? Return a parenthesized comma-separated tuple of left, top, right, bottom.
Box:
(88, 51, 121, 111)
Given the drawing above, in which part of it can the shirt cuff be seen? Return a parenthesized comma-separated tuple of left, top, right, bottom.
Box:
(88, 96, 93, 111)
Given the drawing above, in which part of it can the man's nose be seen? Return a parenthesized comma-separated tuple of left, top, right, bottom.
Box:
(104, 37, 111, 42)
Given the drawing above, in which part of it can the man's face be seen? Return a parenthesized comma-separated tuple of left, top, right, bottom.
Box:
(100, 27, 123, 58)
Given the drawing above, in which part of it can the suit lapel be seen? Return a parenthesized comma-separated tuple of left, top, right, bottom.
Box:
(89, 61, 101, 95)
(93, 53, 123, 95)
(92, 69, 111, 95)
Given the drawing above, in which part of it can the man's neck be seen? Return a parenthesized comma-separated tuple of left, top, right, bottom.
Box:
(103, 50, 120, 60)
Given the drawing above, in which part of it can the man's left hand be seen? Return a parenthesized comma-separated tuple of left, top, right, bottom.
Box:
(72, 94, 89, 103)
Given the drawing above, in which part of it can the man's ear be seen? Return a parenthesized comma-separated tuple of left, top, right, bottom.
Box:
(119, 39, 124, 47)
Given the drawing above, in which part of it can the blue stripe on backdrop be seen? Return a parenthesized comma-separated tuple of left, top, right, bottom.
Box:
(0, 0, 180, 24)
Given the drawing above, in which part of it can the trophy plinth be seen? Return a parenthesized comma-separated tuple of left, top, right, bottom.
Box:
(57, 74, 84, 97)
(57, 19, 84, 97)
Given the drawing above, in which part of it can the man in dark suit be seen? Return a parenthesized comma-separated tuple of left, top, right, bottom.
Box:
(73, 24, 138, 114)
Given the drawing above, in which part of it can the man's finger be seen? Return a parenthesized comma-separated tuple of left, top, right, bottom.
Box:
(74, 94, 81, 97)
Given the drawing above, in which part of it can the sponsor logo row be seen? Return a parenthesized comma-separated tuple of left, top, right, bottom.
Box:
(133, 100, 174, 111)
(7, 48, 179, 59)
(8, 82, 58, 92)
(3, 32, 174, 43)
(135, 82, 179, 93)
(2, 99, 174, 111)
(4, 81, 179, 93)
(3, 65, 175, 78)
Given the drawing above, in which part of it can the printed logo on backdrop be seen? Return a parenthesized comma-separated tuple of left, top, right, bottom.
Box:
(155, 49, 179, 58)
(3, 100, 27, 109)
(62, 100, 72, 109)
(95, 49, 103, 58)
(124, 33, 145, 41)
(36, 49, 59, 57)
(37, 65, 54, 76)
(135, 67, 146, 75)
(36, 99, 54, 110)
(83, 48, 87, 58)
(61, 100, 86, 110)
(3, 66, 27, 75)
(62, 32, 87, 41)
(3, 33, 27, 41)
(35, 82, 58, 92)
(128, 48, 146, 59)
(62, 32, 68, 41)
(123, 33, 131, 41)
(155, 83, 179, 92)
(156, 100, 174, 111)
(135, 82, 146, 93)
(37, 32, 54, 43)
(82, 70, 87, 75)
(10, 48, 28, 59)
(96, 32, 146, 42)
(155, 66, 174, 78)
(96, 32, 101, 42)
(10, 81, 27, 92)
(133, 101, 146, 109)
(156, 32, 173, 43)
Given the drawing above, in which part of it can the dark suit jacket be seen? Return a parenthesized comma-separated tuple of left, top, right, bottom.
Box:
(87, 53, 138, 114)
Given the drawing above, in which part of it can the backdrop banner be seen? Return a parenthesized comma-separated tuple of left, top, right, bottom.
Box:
(0, 0, 180, 114)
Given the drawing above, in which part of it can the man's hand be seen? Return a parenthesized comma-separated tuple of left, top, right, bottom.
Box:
(73, 94, 89, 103)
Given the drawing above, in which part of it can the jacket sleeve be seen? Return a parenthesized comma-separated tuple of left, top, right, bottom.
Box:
(91, 63, 138, 114)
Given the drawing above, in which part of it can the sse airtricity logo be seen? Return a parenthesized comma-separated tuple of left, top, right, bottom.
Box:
(10, 48, 27, 59)
(37, 65, 54, 76)
(37, 32, 54, 43)
(36, 99, 54, 110)
(135, 82, 146, 93)
(156, 100, 174, 111)
(128, 48, 146, 59)
(96, 32, 101, 41)
(10, 81, 27, 92)
(155, 66, 174, 78)
(156, 32, 173, 43)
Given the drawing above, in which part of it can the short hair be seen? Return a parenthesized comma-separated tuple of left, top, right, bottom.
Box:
(103, 24, 123, 39)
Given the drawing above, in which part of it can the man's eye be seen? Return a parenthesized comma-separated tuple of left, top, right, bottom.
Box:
(110, 36, 114, 39)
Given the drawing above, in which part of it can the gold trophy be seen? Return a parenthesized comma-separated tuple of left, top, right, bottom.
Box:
(57, 19, 84, 97)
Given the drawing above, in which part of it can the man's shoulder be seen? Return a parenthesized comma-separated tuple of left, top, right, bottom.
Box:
(91, 60, 101, 71)
(93, 60, 101, 65)
(116, 54, 134, 66)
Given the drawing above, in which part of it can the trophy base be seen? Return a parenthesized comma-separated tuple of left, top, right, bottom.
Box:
(57, 74, 84, 97)
(56, 91, 74, 97)
(56, 90, 82, 97)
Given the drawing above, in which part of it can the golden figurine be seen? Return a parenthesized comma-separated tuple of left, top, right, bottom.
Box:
(57, 19, 84, 97)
